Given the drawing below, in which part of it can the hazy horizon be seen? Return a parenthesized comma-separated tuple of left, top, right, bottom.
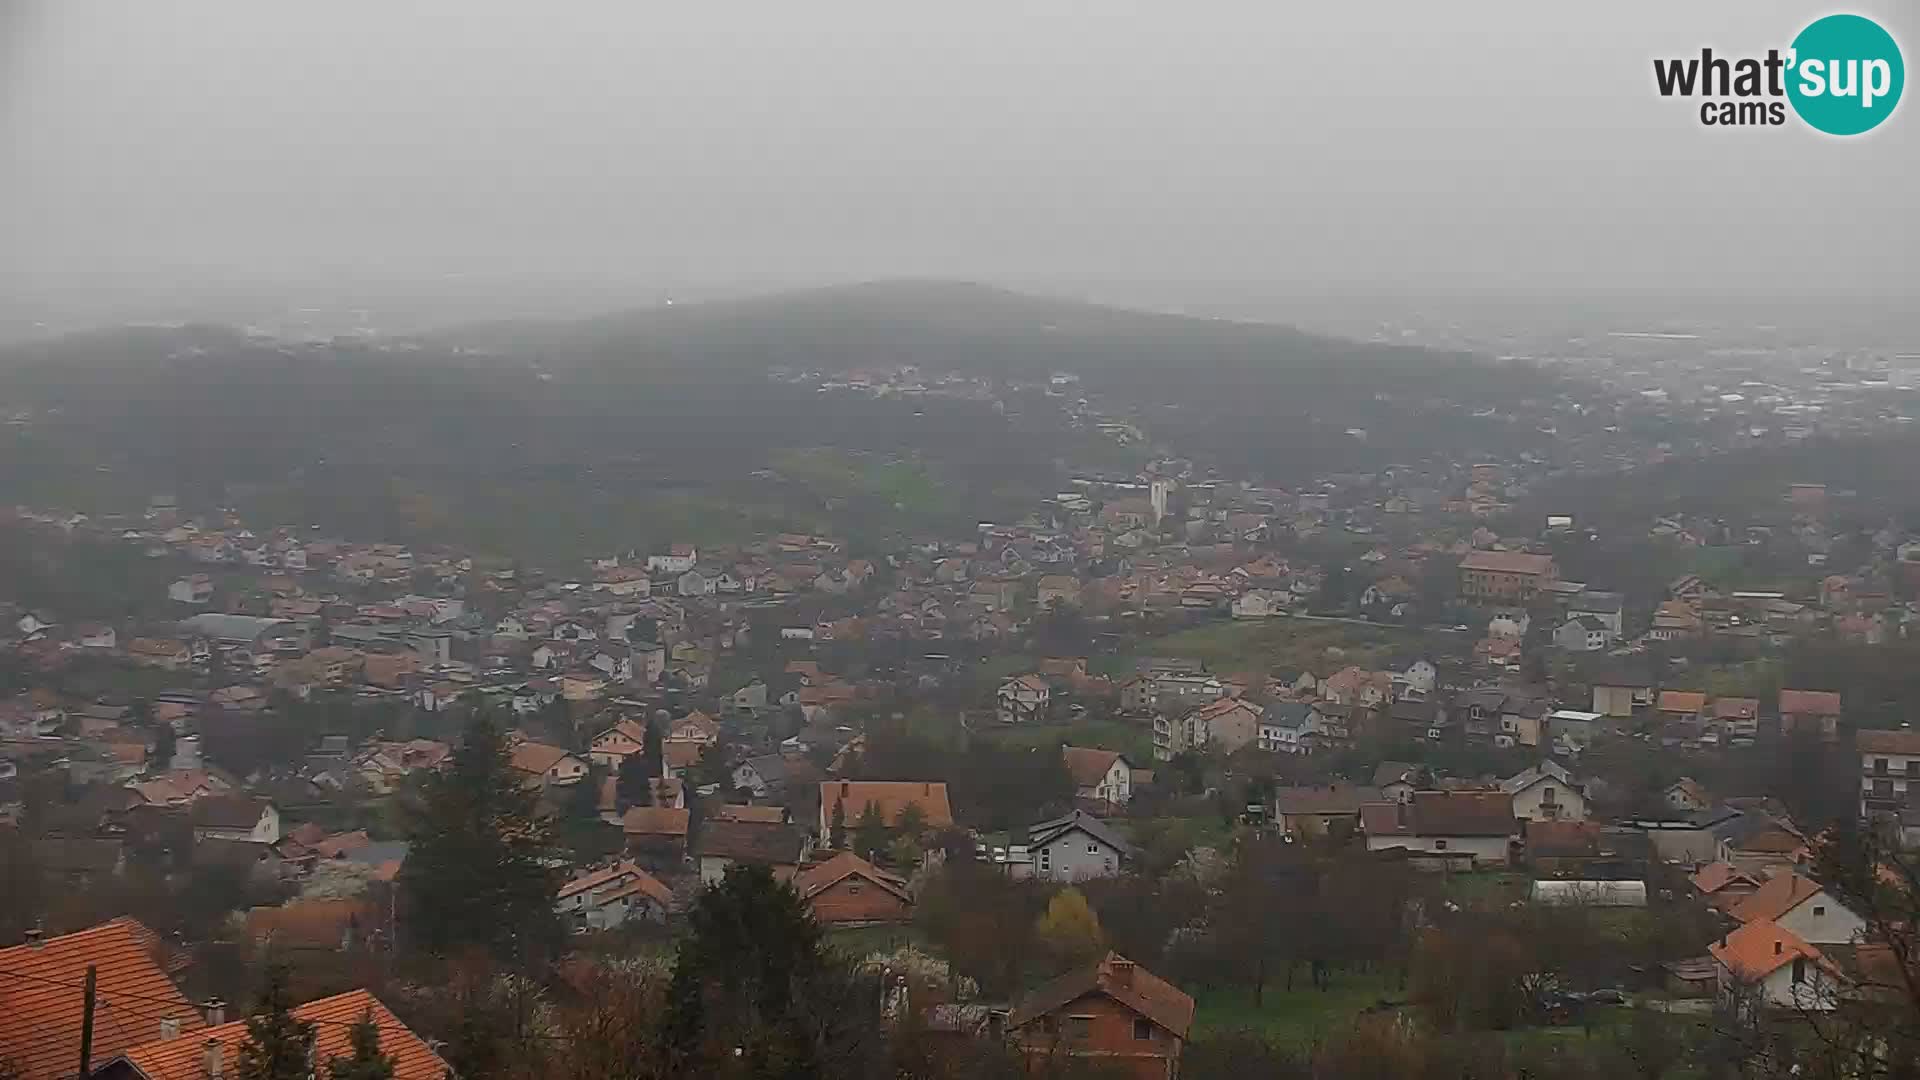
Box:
(5, 1, 1917, 335)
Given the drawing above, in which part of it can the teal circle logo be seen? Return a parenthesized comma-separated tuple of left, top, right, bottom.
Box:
(1786, 14, 1904, 135)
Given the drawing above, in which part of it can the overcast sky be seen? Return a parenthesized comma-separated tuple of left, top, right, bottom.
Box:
(3, 0, 1915, 323)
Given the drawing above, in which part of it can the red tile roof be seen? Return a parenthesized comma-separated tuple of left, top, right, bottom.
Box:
(117, 989, 445, 1080)
(1710, 919, 1835, 981)
(1008, 953, 1194, 1038)
(1857, 729, 1920, 755)
(1779, 689, 1841, 715)
(1730, 872, 1823, 925)
(0, 918, 204, 1080)
(792, 852, 911, 904)
(1061, 746, 1125, 789)
(818, 781, 954, 830)
(1457, 550, 1556, 576)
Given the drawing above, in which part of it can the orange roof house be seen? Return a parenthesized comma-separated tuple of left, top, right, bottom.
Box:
(1008, 953, 1194, 1078)
(817, 780, 954, 837)
(0, 918, 205, 1080)
(100, 989, 446, 1080)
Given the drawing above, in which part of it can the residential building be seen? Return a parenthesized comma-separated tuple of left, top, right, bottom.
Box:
(1456, 550, 1558, 602)
(696, 819, 809, 885)
(1710, 919, 1843, 1012)
(1858, 728, 1920, 821)
(97, 989, 447, 1080)
(0, 918, 206, 1080)
(1552, 615, 1612, 653)
(1007, 953, 1194, 1080)
(1779, 688, 1842, 741)
(1728, 872, 1866, 946)
(792, 851, 914, 926)
(1272, 784, 1382, 837)
(1172, 697, 1262, 758)
(1257, 700, 1318, 753)
(555, 860, 674, 930)
(190, 795, 281, 844)
(509, 742, 589, 788)
(1062, 746, 1134, 807)
(1360, 792, 1517, 867)
(1500, 761, 1587, 822)
(817, 781, 955, 837)
(1027, 810, 1133, 882)
(997, 675, 1051, 724)
(622, 806, 691, 865)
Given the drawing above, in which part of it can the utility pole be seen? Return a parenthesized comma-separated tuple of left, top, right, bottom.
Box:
(76, 964, 97, 1079)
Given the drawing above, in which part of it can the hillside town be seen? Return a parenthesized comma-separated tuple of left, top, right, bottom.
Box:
(5, 360, 1920, 1078)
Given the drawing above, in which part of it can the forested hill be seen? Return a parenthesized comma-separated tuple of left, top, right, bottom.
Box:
(447, 279, 1572, 474)
(0, 282, 1573, 554)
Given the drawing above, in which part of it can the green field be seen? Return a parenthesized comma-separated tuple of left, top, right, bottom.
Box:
(1190, 971, 1406, 1045)
(1139, 618, 1450, 674)
(989, 717, 1154, 763)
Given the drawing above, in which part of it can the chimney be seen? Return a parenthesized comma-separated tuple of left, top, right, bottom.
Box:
(1108, 958, 1135, 988)
(24, 929, 42, 949)
(160, 1017, 182, 1040)
(204, 999, 227, 1026)
(203, 1038, 224, 1080)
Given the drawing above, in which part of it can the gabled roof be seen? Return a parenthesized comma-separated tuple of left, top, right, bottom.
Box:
(1372, 761, 1422, 787)
(792, 851, 911, 903)
(1779, 689, 1842, 715)
(1458, 550, 1555, 575)
(1060, 746, 1127, 788)
(557, 859, 673, 908)
(1730, 872, 1825, 925)
(509, 741, 576, 776)
(819, 781, 954, 829)
(694, 819, 806, 864)
(1028, 810, 1134, 857)
(1410, 791, 1516, 837)
(0, 918, 204, 1080)
(189, 794, 270, 829)
(114, 989, 446, 1080)
(1657, 691, 1708, 714)
(1008, 953, 1193, 1038)
(1857, 728, 1920, 755)
(621, 806, 690, 838)
(1710, 919, 1837, 982)
(1690, 861, 1759, 895)
(1273, 784, 1382, 816)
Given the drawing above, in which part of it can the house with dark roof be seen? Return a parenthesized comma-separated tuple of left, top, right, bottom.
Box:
(694, 818, 809, 884)
(1360, 792, 1517, 868)
(1007, 953, 1193, 1080)
(1271, 784, 1382, 837)
(1025, 810, 1134, 882)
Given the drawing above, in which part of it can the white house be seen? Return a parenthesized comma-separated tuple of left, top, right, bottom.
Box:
(1361, 792, 1516, 868)
(647, 545, 699, 574)
(1231, 590, 1286, 619)
(997, 675, 1050, 724)
(191, 795, 281, 844)
(1858, 728, 1920, 821)
(511, 742, 589, 788)
(1500, 761, 1587, 822)
(1729, 872, 1867, 947)
(1061, 746, 1133, 806)
(168, 575, 215, 605)
(677, 569, 718, 598)
(555, 860, 673, 930)
(1552, 615, 1613, 653)
(1711, 919, 1844, 1012)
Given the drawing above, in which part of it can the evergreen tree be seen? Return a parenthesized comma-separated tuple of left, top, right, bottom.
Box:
(398, 713, 561, 964)
(641, 715, 664, 778)
(237, 965, 317, 1080)
(853, 800, 889, 859)
(617, 751, 654, 807)
(828, 799, 847, 850)
(660, 866, 878, 1077)
(325, 1008, 395, 1080)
